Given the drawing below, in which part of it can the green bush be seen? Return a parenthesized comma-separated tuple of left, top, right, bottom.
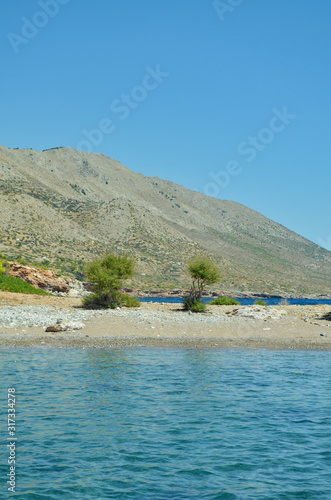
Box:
(0, 260, 5, 275)
(182, 297, 206, 313)
(210, 296, 240, 305)
(83, 291, 121, 309)
(121, 294, 141, 308)
(83, 291, 140, 309)
(0, 275, 49, 295)
(255, 300, 267, 306)
(83, 253, 138, 309)
(183, 255, 220, 312)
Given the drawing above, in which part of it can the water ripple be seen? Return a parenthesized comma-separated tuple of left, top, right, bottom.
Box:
(1, 348, 330, 499)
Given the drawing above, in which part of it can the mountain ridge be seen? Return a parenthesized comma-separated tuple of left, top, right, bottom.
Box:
(1, 144, 330, 295)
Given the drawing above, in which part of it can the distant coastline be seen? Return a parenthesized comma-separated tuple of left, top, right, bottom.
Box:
(126, 288, 331, 301)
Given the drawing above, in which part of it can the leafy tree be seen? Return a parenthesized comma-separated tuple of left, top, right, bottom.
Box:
(83, 253, 140, 308)
(183, 255, 220, 312)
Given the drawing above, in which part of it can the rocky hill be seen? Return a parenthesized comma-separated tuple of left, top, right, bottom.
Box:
(0, 145, 330, 296)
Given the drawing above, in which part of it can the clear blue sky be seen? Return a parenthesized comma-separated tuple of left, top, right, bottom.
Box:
(1, 0, 330, 250)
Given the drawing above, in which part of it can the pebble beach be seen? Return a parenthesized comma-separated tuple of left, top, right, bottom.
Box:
(0, 291, 330, 350)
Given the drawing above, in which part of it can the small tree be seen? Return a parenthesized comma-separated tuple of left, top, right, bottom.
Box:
(83, 253, 140, 309)
(183, 255, 220, 312)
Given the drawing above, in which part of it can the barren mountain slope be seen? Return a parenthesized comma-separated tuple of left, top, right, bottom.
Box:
(0, 145, 330, 295)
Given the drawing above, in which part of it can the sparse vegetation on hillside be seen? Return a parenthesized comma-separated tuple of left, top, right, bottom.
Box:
(83, 253, 140, 309)
(1, 146, 331, 295)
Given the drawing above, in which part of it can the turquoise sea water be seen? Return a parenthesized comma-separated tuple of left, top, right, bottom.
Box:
(1, 348, 330, 499)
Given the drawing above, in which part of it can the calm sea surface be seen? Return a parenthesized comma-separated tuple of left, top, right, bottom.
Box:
(1, 348, 330, 499)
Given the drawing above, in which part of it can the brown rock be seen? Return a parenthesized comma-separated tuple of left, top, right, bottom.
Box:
(45, 324, 64, 332)
(10, 263, 70, 293)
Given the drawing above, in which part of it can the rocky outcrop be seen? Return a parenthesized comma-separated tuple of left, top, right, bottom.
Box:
(9, 263, 87, 297)
(10, 263, 69, 292)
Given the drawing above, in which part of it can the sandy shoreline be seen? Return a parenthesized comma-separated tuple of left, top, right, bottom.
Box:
(0, 291, 330, 350)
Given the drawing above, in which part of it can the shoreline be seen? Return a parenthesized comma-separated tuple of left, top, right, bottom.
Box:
(0, 291, 330, 350)
(1, 335, 330, 351)
(126, 288, 331, 301)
